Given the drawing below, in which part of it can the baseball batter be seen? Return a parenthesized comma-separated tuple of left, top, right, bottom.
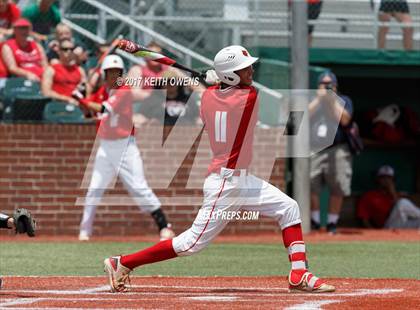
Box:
(104, 46, 335, 293)
(77, 55, 174, 241)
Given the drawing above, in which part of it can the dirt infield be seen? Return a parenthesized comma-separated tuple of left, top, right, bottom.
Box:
(0, 276, 419, 309)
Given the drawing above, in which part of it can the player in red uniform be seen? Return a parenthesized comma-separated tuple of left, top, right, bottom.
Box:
(76, 54, 174, 241)
(103, 46, 335, 293)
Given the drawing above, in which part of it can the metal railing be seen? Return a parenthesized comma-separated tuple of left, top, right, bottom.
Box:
(62, 0, 420, 51)
(62, 0, 283, 101)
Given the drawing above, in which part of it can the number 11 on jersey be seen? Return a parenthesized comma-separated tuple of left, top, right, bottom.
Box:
(215, 111, 227, 143)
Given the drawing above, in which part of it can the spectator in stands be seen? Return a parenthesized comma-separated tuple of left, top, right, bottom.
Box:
(47, 23, 88, 65)
(22, 0, 60, 41)
(357, 165, 420, 229)
(42, 39, 86, 105)
(0, 0, 16, 78)
(2, 18, 47, 81)
(288, 0, 323, 46)
(307, 0, 323, 46)
(0, 0, 20, 41)
(16, 0, 31, 10)
(371, 0, 413, 50)
(309, 71, 353, 234)
(0, 50, 6, 78)
(135, 69, 200, 127)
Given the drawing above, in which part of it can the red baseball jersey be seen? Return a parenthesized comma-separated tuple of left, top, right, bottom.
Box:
(6, 38, 44, 78)
(200, 85, 258, 174)
(356, 189, 395, 228)
(0, 2, 20, 29)
(51, 63, 82, 97)
(88, 84, 135, 140)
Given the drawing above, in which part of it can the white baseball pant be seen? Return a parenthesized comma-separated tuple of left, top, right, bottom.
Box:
(172, 168, 301, 256)
(385, 198, 420, 229)
(80, 136, 161, 236)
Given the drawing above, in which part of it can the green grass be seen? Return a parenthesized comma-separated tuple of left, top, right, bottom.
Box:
(0, 241, 419, 279)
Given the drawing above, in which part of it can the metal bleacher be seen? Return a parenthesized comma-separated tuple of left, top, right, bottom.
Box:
(62, 0, 420, 57)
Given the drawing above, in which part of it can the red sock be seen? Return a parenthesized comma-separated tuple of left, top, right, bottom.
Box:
(282, 224, 307, 284)
(120, 239, 177, 270)
(282, 224, 323, 287)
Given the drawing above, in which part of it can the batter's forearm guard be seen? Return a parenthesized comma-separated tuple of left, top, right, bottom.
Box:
(151, 209, 169, 231)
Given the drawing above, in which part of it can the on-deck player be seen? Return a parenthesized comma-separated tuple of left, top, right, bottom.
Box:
(103, 46, 335, 293)
(77, 54, 174, 241)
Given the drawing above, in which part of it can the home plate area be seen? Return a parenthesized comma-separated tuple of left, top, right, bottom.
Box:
(1, 276, 419, 309)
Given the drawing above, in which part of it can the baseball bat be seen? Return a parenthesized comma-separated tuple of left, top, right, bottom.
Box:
(89, 35, 123, 79)
(117, 39, 205, 78)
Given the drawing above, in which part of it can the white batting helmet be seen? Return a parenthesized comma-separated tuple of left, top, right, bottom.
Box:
(101, 54, 124, 72)
(213, 45, 258, 86)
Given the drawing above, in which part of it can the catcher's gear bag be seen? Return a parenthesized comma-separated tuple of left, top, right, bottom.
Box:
(13, 208, 36, 237)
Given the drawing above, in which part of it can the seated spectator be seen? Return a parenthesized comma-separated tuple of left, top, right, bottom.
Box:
(357, 165, 420, 229)
(47, 23, 87, 65)
(22, 0, 60, 41)
(2, 18, 47, 81)
(360, 104, 420, 145)
(42, 39, 86, 105)
(135, 70, 200, 127)
(0, 0, 20, 41)
(370, 0, 413, 50)
(0, 49, 6, 78)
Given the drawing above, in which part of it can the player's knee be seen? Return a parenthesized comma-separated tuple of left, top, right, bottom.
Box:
(283, 198, 301, 223)
(176, 245, 205, 257)
(172, 235, 206, 257)
(287, 198, 299, 212)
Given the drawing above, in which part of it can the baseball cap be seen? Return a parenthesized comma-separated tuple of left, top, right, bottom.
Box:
(377, 165, 395, 177)
(318, 71, 338, 86)
(13, 18, 32, 28)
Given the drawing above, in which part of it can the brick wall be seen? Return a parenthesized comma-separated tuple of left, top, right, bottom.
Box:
(0, 124, 286, 236)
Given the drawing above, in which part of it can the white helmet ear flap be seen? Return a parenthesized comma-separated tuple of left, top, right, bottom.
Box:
(216, 71, 240, 86)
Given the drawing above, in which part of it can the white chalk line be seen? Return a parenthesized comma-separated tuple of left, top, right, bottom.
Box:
(285, 300, 340, 310)
(0, 280, 405, 310)
(1, 308, 139, 310)
(0, 298, 44, 307)
(1, 285, 404, 297)
(0, 285, 110, 308)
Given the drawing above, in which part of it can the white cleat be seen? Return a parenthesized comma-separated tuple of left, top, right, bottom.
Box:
(103, 256, 132, 293)
(78, 231, 90, 241)
(288, 271, 335, 293)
